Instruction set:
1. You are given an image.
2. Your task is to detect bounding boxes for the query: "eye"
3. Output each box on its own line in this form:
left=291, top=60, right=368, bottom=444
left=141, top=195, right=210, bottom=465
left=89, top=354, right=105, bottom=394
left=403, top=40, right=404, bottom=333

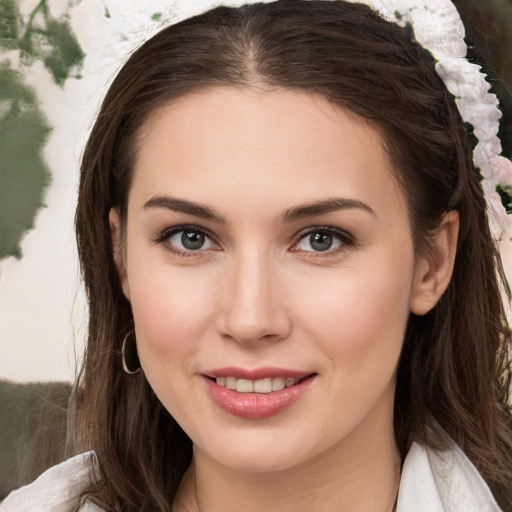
left=157, top=226, right=217, bottom=255
left=294, top=228, right=352, bottom=253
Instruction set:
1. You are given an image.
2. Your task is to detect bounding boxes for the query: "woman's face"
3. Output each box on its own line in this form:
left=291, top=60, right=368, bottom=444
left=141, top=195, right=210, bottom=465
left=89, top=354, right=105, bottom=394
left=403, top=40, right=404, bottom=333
left=112, top=87, right=436, bottom=472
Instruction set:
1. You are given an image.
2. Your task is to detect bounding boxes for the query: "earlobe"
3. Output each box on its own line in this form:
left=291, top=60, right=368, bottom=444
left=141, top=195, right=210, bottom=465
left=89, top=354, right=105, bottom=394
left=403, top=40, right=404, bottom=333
left=410, top=210, right=459, bottom=316
left=109, top=208, right=131, bottom=300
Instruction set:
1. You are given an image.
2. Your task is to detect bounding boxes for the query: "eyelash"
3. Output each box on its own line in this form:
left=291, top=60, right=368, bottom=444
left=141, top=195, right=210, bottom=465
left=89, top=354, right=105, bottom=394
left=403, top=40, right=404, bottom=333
left=154, top=225, right=217, bottom=258
left=154, top=225, right=355, bottom=258
left=293, top=226, right=355, bottom=256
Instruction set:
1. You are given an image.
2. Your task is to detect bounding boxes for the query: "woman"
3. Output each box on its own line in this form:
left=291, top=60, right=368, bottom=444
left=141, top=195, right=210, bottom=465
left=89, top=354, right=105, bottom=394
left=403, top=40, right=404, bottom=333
left=2, top=0, right=511, bottom=510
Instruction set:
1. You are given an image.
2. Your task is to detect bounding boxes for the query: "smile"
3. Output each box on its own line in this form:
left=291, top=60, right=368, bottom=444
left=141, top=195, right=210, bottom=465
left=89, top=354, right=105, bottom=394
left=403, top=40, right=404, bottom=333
left=204, top=370, right=316, bottom=419
left=215, top=376, right=302, bottom=393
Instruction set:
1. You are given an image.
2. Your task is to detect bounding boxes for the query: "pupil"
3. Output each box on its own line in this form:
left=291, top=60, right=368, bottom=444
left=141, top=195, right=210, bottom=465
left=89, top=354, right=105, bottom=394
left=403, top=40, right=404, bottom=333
left=310, top=232, right=332, bottom=251
left=182, top=231, right=205, bottom=250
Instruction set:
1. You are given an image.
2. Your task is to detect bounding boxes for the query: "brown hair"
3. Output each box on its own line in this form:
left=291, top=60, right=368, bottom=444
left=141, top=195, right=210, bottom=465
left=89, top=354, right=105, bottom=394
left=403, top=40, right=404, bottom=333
left=72, top=1, right=512, bottom=510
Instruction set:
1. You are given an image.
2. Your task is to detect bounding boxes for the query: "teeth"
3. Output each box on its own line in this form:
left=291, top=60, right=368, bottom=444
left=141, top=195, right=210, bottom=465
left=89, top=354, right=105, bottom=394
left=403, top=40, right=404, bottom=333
left=272, top=377, right=285, bottom=391
left=225, top=377, right=237, bottom=390
left=285, top=377, right=297, bottom=388
left=254, top=378, right=272, bottom=393
left=236, top=379, right=254, bottom=393
left=215, top=376, right=301, bottom=393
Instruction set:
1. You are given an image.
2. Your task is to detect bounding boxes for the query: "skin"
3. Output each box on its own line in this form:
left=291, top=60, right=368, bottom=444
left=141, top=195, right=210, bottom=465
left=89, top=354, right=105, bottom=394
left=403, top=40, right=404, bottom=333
left=110, top=87, right=459, bottom=512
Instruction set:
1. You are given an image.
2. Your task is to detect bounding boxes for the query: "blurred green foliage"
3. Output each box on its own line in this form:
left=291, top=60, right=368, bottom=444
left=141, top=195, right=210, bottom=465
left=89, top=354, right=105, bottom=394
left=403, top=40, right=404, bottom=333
left=0, top=0, right=22, bottom=50
left=18, top=0, right=85, bottom=86
left=0, top=0, right=84, bottom=259
left=0, top=62, right=52, bottom=259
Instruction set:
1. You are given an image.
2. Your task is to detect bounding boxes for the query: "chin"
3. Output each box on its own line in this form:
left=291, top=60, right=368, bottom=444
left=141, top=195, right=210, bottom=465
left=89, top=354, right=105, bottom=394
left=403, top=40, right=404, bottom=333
left=212, top=448, right=307, bottom=473
left=193, top=427, right=321, bottom=474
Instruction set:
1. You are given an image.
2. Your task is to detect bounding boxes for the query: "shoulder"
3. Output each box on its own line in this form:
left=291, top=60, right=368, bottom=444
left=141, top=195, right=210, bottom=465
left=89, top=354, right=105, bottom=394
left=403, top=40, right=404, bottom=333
left=397, top=438, right=502, bottom=512
left=0, top=452, right=103, bottom=512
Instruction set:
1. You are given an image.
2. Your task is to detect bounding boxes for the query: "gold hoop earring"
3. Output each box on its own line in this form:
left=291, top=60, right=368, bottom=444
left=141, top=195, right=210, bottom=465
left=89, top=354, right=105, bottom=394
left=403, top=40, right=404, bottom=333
left=122, top=329, right=140, bottom=375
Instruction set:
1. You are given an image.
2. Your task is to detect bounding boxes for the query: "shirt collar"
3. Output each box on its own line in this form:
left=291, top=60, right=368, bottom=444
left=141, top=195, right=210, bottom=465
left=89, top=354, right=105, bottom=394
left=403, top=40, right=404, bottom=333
left=397, top=439, right=501, bottom=512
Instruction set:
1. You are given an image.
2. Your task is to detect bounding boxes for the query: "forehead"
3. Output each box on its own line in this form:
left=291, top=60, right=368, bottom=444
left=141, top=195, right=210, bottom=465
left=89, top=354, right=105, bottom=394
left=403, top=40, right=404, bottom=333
left=130, top=87, right=407, bottom=223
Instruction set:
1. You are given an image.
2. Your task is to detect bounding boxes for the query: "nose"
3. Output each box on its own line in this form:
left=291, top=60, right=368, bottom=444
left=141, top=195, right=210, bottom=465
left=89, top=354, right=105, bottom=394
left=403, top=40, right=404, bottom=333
left=216, top=250, right=292, bottom=345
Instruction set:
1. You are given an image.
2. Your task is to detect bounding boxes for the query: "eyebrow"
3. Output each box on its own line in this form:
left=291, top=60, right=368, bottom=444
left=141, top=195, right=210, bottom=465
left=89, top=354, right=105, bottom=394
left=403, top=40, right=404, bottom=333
left=143, top=196, right=227, bottom=223
left=281, top=197, right=376, bottom=223
left=143, top=195, right=375, bottom=224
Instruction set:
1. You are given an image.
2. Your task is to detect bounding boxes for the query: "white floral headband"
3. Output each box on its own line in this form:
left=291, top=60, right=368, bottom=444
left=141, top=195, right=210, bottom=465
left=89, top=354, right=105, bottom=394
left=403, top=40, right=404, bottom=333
left=344, top=0, right=512, bottom=234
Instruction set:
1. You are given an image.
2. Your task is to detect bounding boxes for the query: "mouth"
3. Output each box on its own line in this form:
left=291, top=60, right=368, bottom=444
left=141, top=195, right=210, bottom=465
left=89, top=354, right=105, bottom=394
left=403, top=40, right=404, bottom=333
left=209, top=375, right=312, bottom=393
left=203, top=370, right=317, bottom=419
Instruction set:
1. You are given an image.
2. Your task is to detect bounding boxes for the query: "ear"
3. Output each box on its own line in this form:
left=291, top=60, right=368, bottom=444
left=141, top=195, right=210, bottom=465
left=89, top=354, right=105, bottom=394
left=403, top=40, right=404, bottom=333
left=109, top=208, right=131, bottom=301
left=410, top=210, right=459, bottom=316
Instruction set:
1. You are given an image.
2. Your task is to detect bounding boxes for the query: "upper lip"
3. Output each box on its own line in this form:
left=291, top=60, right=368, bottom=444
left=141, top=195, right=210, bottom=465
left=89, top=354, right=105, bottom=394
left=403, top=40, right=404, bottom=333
left=205, top=367, right=313, bottom=380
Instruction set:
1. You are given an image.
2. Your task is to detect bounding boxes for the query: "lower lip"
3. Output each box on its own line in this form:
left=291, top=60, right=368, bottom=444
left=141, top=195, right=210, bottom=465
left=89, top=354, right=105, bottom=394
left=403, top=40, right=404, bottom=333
left=204, top=375, right=315, bottom=419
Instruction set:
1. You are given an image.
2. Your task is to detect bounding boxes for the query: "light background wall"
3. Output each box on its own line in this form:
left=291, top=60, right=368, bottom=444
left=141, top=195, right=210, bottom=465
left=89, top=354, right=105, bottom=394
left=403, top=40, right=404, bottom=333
left=1, top=0, right=511, bottom=383
left=0, top=0, right=248, bottom=383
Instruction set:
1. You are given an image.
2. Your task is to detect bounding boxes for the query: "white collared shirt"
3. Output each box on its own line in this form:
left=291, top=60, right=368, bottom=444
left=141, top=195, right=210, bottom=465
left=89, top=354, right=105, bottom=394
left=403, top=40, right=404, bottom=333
left=397, top=440, right=501, bottom=511
left=1, top=441, right=502, bottom=511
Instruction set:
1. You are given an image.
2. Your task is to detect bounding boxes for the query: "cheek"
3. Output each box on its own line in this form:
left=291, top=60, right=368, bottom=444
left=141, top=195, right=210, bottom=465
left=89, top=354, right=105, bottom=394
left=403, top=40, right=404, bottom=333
left=128, top=265, right=220, bottom=423
left=127, top=260, right=218, bottom=373
left=292, top=254, right=413, bottom=373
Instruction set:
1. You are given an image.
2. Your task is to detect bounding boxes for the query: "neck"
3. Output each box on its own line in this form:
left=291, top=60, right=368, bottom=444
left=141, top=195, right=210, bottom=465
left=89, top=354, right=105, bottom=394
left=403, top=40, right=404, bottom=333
left=173, top=409, right=401, bottom=512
